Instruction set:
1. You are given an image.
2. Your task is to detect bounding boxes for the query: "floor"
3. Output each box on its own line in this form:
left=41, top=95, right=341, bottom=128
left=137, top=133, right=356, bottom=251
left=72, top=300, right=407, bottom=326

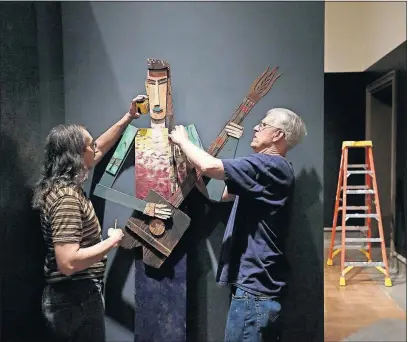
left=105, top=233, right=407, bottom=342
left=324, top=233, right=407, bottom=342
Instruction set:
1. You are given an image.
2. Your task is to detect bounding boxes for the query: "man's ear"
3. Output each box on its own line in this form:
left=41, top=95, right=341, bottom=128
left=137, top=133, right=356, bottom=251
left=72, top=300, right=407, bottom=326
left=272, top=130, right=285, bottom=142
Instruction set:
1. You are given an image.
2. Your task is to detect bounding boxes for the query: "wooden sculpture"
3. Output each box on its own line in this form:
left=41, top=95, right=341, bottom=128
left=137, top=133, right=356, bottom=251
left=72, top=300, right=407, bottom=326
left=131, top=58, right=201, bottom=249
left=93, top=59, right=282, bottom=268
left=125, top=65, right=282, bottom=268
left=93, top=58, right=208, bottom=248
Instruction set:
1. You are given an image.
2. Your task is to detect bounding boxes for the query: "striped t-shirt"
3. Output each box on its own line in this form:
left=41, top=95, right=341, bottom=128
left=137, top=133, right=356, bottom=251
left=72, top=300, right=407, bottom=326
left=41, top=185, right=106, bottom=283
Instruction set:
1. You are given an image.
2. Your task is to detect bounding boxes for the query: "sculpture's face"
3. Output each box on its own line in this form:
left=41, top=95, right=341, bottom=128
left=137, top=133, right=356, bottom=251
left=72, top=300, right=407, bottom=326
left=145, top=68, right=168, bottom=120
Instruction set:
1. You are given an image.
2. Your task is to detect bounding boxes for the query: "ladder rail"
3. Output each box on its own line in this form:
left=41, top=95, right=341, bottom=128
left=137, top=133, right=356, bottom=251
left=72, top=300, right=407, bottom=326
left=340, top=147, right=348, bottom=282
left=327, top=152, right=344, bottom=265
left=365, top=147, right=373, bottom=260
left=368, top=147, right=391, bottom=279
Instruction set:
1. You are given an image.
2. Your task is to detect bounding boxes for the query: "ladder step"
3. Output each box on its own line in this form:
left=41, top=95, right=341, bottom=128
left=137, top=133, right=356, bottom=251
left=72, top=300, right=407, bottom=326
left=347, top=170, right=372, bottom=175
left=346, top=213, right=378, bottom=219
left=347, top=189, right=375, bottom=194
left=334, top=244, right=369, bottom=250
left=334, top=226, right=369, bottom=231
left=338, top=206, right=369, bottom=211
left=347, top=164, right=368, bottom=169
left=342, top=141, right=373, bottom=148
left=344, top=261, right=385, bottom=267
left=341, top=185, right=376, bottom=194
left=342, top=185, right=370, bottom=189
left=345, top=238, right=382, bottom=243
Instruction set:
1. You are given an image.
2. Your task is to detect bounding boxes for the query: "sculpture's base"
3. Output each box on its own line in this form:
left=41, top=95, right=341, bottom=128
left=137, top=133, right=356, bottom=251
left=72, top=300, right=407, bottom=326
left=134, top=254, right=186, bottom=342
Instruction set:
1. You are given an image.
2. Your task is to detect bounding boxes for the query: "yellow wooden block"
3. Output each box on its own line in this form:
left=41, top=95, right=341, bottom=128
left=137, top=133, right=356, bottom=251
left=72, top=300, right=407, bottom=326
left=342, top=140, right=373, bottom=149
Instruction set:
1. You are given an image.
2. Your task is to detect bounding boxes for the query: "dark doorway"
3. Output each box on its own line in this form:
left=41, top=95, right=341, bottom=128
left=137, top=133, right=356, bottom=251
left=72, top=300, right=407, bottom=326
left=365, top=70, right=401, bottom=269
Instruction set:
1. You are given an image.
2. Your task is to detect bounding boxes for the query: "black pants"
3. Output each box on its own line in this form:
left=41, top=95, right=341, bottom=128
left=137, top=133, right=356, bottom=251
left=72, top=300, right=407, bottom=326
left=42, top=278, right=105, bottom=342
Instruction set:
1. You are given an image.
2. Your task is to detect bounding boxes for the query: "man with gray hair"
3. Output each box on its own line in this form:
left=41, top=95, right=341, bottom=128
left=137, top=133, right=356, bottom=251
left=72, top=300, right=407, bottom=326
left=169, top=108, right=306, bottom=342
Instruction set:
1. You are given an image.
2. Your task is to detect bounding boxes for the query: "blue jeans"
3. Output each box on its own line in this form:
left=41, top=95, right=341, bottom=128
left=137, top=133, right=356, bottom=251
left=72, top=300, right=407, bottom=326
left=225, top=287, right=282, bottom=342
left=42, top=278, right=105, bottom=342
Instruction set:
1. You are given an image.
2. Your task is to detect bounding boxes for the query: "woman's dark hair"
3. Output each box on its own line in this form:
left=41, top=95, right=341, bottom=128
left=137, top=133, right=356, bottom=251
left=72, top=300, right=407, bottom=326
left=32, top=124, right=88, bottom=211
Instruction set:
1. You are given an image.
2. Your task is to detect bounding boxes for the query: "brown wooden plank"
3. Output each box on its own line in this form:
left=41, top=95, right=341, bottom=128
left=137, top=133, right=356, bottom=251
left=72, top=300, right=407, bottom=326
left=126, top=190, right=191, bottom=268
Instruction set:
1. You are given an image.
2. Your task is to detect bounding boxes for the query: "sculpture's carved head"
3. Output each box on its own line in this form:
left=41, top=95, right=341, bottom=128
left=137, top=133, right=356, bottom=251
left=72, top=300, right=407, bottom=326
left=145, top=58, right=170, bottom=121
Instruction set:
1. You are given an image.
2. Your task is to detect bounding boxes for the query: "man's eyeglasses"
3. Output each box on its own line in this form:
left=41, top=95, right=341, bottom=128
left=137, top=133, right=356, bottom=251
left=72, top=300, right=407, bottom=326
left=258, top=122, right=274, bottom=131
left=257, top=122, right=285, bottom=137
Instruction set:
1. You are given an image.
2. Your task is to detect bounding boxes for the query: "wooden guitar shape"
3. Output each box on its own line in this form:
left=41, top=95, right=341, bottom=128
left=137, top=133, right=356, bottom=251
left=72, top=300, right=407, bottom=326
left=126, top=65, right=282, bottom=268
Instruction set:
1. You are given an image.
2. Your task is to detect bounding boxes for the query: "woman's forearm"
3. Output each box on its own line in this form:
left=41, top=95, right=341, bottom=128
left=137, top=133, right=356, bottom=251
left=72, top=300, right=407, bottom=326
left=72, top=237, right=117, bottom=271
left=94, top=113, right=134, bottom=162
left=57, top=236, right=119, bottom=275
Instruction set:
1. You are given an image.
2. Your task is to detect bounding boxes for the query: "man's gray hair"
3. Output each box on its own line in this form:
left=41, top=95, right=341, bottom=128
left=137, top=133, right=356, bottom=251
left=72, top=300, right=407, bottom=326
left=264, top=108, right=307, bottom=150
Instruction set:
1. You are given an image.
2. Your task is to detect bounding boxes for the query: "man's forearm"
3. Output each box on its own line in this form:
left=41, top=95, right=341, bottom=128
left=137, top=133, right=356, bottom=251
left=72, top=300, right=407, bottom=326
left=95, top=113, right=134, bottom=158
left=178, top=139, right=225, bottom=180
left=179, top=139, right=216, bottom=170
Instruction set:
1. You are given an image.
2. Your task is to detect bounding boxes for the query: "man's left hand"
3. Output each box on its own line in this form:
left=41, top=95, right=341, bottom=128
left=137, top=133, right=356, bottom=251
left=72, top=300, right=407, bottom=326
left=169, top=125, right=189, bottom=145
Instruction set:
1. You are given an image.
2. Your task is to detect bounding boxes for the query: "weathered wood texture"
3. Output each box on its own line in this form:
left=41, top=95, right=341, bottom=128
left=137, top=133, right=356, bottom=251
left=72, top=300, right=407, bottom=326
left=128, top=125, right=201, bottom=267
left=107, top=125, right=138, bottom=176
left=128, top=190, right=191, bottom=268
left=174, top=124, right=204, bottom=187
left=127, top=66, right=282, bottom=268
left=135, top=127, right=172, bottom=200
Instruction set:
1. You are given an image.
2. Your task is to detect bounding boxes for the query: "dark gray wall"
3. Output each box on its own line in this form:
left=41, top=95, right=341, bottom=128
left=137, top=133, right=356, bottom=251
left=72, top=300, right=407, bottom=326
left=36, top=3, right=65, bottom=139
left=323, top=73, right=368, bottom=227
left=324, top=42, right=407, bottom=257
left=369, top=94, right=394, bottom=244
left=0, top=3, right=64, bottom=341
left=366, top=41, right=407, bottom=257
left=60, top=2, right=324, bottom=341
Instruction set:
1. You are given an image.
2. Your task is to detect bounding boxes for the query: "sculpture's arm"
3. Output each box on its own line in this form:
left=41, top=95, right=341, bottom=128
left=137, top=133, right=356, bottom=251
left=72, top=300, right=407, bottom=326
left=92, top=124, right=170, bottom=220
left=94, top=96, right=144, bottom=166
left=93, top=184, right=148, bottom=214
left=183, top=124, right=243, bottom=203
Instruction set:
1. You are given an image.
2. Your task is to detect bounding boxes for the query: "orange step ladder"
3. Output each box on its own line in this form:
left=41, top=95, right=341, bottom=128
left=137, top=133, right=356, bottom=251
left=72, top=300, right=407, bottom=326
left=326, top=141, right=392, bottom=287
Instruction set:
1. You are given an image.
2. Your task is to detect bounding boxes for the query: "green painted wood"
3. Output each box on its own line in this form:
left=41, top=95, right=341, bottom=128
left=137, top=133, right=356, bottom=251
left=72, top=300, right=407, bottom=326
left=93, top=122, right=237, bottom=219
left=93, top=184, right=147, bottom=212
left=206, top=137, right=239, bottom=202
left=99, top=124, right=138, bottom=187
left=185, top=124, right=204, bottom=149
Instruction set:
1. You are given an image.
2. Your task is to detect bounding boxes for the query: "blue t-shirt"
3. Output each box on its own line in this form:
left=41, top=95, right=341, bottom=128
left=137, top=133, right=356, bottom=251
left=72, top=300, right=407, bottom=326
left=216, top=153, right=295, bottom=297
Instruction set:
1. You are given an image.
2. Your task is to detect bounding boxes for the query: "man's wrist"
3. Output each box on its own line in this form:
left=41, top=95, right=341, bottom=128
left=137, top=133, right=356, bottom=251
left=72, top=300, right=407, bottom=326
left=178, top=139, right=191, bottom=151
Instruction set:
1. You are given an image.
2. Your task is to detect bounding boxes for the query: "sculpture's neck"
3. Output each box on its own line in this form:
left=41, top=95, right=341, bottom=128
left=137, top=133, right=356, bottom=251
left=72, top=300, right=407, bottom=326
left=150, top=118, right=166, bottom=129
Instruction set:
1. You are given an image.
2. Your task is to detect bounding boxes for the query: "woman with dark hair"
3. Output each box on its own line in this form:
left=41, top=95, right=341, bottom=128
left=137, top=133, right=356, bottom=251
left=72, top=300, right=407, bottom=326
left=32, top=97, right=143, bottom=342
